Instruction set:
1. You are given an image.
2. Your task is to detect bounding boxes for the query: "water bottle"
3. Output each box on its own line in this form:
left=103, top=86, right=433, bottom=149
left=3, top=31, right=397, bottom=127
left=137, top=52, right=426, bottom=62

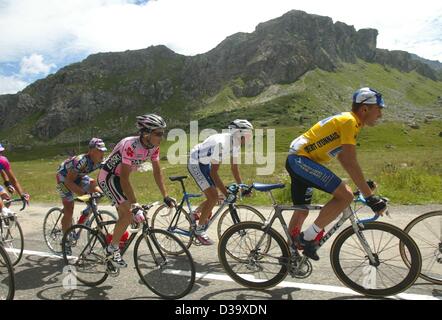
left=78, top=206, right=91, bottom=225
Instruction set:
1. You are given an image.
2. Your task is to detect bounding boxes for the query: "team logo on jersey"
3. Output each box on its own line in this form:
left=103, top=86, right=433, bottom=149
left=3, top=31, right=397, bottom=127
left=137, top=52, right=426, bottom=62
left=126, top=147, right=134, bottom=157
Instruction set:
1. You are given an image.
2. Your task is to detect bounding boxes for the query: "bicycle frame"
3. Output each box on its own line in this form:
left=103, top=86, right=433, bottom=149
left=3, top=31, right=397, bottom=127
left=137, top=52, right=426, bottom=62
left=256, top=190, right=383, bottom=265
left=166, top=184, right=245, bottom=237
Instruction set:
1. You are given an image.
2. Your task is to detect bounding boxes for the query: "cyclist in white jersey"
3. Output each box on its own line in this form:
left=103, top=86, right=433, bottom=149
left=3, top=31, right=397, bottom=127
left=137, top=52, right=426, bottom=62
left=98, top=114, right=176, bottom=268
left=187, top=119, right=253, bottom=245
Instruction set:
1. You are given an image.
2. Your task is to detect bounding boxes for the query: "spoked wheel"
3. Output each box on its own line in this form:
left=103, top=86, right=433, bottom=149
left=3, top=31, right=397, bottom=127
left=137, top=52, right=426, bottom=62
left=62, top=224, right=109, bottom=286
left=217, top=205, right=268, bottom=261
left=400, top=211, right=442, bottom=284
left=0, top=216, right=24, bottom=266
left=218, top=222, right=290, bottom=289
left=217, top=204, right=266, bottom=239
left=151, top=204, right=193, bottom=255
left=0, top=245, right=15, bottom=300
left=331, top=222, right=421, bottom=297
left=134, top=228, right=195, bottom=299
left=43, top=207, right=70, bottom=254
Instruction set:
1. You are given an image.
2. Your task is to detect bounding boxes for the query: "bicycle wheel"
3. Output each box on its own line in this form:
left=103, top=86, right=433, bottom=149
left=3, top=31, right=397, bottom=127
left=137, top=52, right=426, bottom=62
left=0, top=216, right=24, bottom=266
left=89, top=210, right=117, bottom=230
left=0, top=245, right=15, bottom=300
left=401, top=211, right=442, bottom=284
left=151, top=204, right=192, bottom=254
left=218, top=221, right=290, bottom=289
left=217, top=204, right=266, bottom=239
left=331, top=222, right=421, bottom=297
left=62, top=224, right=109, bottom=286
left=134, top=228, right=195, bottom=299
left=43, top=207, right=70, bottom=254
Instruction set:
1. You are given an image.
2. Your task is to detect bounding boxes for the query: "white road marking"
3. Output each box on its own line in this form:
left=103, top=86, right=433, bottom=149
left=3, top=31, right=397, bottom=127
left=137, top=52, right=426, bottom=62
left=9, top=248, right=440, bottom=300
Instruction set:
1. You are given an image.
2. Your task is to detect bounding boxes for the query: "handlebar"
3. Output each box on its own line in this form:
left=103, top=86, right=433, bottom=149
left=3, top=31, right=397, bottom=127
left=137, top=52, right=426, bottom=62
left=353, top=193, right=390, bottom=223
left=3, top=198, right=26, bottom=211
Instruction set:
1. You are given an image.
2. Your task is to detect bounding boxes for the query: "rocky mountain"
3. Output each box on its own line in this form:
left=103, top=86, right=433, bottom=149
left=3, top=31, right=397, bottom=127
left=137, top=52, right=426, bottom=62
left=1, top=9, right=441, bottom=144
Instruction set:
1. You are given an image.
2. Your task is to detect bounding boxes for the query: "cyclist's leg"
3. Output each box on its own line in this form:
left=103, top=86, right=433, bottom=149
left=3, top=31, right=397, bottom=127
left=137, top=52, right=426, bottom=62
left=313, top=183, right=353, bottom=229
left=188, top=161, right=217, bottom=245
left=286, top=156, right=311, bottom=236
left=199, top=187, right=218, bottom=225
left=187, top=161, right=217, bottom=225
left=61, top=198, right=74, bottom=234
left=97, top=170, right=128, bottom=267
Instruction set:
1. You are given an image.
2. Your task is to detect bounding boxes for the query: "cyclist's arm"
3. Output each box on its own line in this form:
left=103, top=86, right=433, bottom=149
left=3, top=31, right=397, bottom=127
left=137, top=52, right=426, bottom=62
left=64, top=170, right=86, bottom=196
left=119, top=163, right=137, bottom=204
left=152, top=160, right=168, bottom=198
left=337, top=144, right=373, bottom=197
left=4, top=168, right=25, bottom=195
left=210, top=162, right=228, bottom=196
left=1, top=169, right=8, bottom=184
left=230, top=159, right=242, bottom=184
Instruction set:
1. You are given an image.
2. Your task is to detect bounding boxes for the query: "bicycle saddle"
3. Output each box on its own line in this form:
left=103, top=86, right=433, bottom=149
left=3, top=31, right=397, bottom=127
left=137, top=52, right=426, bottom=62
left=169, top=176, right=188, bottom=182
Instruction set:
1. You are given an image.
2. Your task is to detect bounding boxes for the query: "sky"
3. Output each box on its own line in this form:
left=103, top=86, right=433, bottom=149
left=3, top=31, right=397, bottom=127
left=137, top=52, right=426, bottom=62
left=0, top=0, right=441, bottom=94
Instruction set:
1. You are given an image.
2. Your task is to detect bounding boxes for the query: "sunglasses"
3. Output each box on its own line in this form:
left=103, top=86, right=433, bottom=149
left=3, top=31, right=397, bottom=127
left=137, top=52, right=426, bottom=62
left=152, top=131, right=165, bottom=137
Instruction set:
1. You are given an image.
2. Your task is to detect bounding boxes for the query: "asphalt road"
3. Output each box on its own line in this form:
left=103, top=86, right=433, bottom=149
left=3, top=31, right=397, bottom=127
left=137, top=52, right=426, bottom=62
left=6, top=202, right=442, bottom=301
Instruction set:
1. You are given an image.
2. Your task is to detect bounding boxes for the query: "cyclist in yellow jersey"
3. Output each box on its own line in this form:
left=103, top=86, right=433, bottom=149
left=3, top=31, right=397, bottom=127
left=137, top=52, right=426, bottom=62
left=286, top=87, right=387, bottom=260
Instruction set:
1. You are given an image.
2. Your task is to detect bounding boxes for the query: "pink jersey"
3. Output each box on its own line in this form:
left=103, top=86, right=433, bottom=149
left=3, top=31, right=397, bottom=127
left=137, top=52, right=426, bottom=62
left=0, top=156, right=11, bottom=171
left=101, top=136, right=160, bottom=176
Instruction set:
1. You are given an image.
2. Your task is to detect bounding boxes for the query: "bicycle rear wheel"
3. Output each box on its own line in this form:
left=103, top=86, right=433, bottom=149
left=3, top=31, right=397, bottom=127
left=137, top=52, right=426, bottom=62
left=62, top=224, right=109, bottom=286
left=218, top=222, right=290, bottom=289
left=151, top=204, right=192, bottom=255
left=0, top=245, right=15, bottom=300
left=400, top=210, right=442, bottom=284
left=331, top=222, right=421, bottom=297
left=1, top=216, right=24, bottom=266
left=134, top=229, right=195, bottom=299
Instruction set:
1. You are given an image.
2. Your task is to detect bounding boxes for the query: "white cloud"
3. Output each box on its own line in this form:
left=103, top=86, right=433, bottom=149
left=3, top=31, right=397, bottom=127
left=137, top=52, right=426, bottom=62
left=0, top=75, right=28, bottom=94
left=20, top=54, right=56, bottom=76
left=0, top=0, right=441, bottom=84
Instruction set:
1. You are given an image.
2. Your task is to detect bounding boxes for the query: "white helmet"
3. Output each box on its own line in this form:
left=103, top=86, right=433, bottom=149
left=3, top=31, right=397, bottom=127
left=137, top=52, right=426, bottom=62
left=136, top=114, right=167, bottom=131
left=228, top=119, right=253, bottom=130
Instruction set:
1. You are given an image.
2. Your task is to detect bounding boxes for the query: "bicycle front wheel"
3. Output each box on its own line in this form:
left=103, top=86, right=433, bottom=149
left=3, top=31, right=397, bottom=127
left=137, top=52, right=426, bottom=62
left=218, top=222, right=290, bottom=289
left=217, top=204, right=266, bottom=239
left=151, top=204, right=192, bottom=255
left=43, top=207, right=68, bottom=254
left=134, top=229, right=195, bottom=299
left=1, top=216, right=24, bottom=266
left=62, top=224, right=109, bottom=286
left=401, top=210, right=442, bottom=284
left=0, top=245, right=15, bottom=300
left=331, top=222, right=421, bottom=297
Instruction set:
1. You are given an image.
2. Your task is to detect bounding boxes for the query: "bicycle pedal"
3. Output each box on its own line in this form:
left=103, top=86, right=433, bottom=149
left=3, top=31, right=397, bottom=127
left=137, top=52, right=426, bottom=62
left=106, top=266, right=120, bottom=277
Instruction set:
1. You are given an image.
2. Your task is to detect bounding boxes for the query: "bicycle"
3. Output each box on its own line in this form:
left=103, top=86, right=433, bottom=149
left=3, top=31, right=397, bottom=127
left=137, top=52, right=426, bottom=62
left=61, top=193, right=196, bottom=299
left=43, top=197, right=117, bottom=254
left=400, top=210, right=442, bottom=285
left=0, top=244, right=15, bottom=300
left=1, top=198, right=26, bottom=266
left=218, top=183, right=422, bottom=297
left=151, top=175, right=265, bottom=255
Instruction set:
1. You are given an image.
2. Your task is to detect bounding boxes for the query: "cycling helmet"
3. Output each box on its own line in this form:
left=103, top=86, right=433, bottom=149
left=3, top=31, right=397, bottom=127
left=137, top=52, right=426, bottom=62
left=353, top=88, right=385, bottom=108
left=228, top=119, right=254, bottom=130
left=136, top=114, right=167, bottom=131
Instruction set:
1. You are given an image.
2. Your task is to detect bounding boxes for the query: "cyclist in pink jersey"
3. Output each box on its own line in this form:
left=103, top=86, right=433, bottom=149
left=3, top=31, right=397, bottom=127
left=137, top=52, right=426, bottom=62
left=0, top=143, right=30, bottom=217
left=98, top=114, right=176, bottom=268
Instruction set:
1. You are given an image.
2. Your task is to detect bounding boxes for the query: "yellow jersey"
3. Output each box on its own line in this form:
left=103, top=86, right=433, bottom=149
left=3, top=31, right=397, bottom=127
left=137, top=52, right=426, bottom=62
left=289, top=112, right=362, bottom=164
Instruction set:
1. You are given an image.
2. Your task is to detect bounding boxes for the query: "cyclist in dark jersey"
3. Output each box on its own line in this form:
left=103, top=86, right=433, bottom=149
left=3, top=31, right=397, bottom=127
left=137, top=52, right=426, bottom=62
left=55, top=138, right=107, bottom=239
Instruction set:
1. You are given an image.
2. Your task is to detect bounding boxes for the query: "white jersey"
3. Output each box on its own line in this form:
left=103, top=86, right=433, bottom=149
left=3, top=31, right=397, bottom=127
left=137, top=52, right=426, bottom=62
left=190, top=133, right=241, bottom=165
